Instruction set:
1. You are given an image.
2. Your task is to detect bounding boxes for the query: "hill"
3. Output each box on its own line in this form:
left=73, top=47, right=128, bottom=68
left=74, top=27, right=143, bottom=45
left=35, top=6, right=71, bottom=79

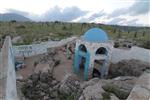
left=0, top=13, right=31, bottom=22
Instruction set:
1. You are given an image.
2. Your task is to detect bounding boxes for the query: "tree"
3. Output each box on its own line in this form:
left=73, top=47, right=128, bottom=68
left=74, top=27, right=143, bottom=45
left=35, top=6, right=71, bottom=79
left=113, top=28, right=116, bottom=33
left=143, top=31, right=145, bottom=37
left=134, top=32, right=137, bottom=38
left=117, top=30, right=121, bottom=38
left=62, top=26, right=67, bottom=30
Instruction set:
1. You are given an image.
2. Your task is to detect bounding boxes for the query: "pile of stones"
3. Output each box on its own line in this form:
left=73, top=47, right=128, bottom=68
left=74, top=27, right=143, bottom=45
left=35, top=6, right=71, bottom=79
left=21, top=72, right=82, bottom=100
left=21, top=71, right=60, bottom=100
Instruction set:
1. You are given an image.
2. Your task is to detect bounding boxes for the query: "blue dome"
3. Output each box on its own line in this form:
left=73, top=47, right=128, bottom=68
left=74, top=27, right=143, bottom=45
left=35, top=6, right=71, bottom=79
left=83, top=28, right=108, bottom=42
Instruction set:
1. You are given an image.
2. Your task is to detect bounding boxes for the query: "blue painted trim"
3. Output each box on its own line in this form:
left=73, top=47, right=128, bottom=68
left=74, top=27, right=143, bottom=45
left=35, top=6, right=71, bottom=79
left=73, top=48, right=91, bottom=80
left=73, top=49, right=79, bottom=74
left=84, top=51, right=90, bottom=80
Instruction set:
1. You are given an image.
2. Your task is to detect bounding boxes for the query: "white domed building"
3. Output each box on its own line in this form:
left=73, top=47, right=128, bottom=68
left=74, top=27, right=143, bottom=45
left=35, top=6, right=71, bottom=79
left=73, top=28, right=113, bottom=80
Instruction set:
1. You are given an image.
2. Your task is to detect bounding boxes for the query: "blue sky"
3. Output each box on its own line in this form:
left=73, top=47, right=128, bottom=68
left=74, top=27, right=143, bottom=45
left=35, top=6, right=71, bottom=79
left=0, top=0, right=149, bottom=26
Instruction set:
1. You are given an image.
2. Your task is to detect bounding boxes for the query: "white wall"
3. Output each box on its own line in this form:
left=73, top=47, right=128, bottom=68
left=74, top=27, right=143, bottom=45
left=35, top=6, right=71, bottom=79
left=13, top=37, right=77, bottom=57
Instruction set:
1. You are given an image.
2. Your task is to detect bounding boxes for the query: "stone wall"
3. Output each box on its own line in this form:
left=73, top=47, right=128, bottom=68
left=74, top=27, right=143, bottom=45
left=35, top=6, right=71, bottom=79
left=0, top=36, right=18, bottom=100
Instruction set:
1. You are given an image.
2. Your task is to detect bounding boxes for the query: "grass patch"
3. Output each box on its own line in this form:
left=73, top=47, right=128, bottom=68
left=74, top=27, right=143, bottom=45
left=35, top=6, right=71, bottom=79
left=0, top=21, right=149, bottom=46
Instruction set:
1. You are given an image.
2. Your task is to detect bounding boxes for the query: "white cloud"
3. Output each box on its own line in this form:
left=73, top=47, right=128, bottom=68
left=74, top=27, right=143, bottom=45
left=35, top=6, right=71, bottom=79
left=0, top=0, right=149, bottom=26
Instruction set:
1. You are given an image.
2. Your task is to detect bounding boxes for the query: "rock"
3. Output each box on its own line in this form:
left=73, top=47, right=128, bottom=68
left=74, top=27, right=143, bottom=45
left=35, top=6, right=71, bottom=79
left=51, top=91, right=58, bottom=97
left=39, top=72, right=49, bottom=83
left=110, top=94, right=119, bottom=100
left=109, top=59, right=150, bottom=78
left=59, top=74, right=82, bottom=99
left=40, top=83, right=49, bottom=90
left=127, top=73, right=150, bottom=100
left=34, top=63, right=50, bottom=73
left=43, top=95, right=49, bottom=100
left=81, top=78, right=99, bottom=89
left=40, top=92, right=45, bottom=97
left=53, top=84, right=59, bottom=91
left=51, top=80, right=58, bottom=86
left=111, top=76, right=137, bottom=93
left=21, top=71, right=60, bottom=100
left=29, top=73, right=39, bottom=83
left=54, top=60, right=60, bottom=66
left=79, top=82, right=104, bottom=100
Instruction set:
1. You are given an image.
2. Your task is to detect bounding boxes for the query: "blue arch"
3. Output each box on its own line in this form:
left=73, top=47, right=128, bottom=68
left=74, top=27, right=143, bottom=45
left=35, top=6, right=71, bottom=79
left=83, top=28, right=108, bottom=42
left=73, top=48, right=90, bottom=80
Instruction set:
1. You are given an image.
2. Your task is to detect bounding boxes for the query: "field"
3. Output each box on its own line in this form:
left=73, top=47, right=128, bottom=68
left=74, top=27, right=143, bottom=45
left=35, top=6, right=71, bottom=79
left=0, top=21, right=150, bottom=46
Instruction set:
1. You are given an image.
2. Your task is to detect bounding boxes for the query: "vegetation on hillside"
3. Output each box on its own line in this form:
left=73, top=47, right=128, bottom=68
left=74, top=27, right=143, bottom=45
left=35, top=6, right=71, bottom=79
left=0, top=21, right=149, bottom=48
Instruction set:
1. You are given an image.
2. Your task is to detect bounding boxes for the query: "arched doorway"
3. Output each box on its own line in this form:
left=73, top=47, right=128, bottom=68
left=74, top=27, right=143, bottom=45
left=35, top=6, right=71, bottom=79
left=93, top=60, right=104, bottom=78
left=77, top=44, right=88, bottom=80
left=79, top=44, right=87, bottom=53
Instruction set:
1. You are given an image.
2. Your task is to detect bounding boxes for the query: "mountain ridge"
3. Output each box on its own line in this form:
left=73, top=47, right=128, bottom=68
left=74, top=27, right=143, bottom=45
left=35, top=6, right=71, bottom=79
left=0, top=13, right=31, bottom=22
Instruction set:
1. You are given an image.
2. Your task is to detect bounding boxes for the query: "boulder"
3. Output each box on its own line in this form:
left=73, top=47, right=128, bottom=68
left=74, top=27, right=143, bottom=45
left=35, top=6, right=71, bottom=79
left=79, top=82, right=104, bottom=100
left=109, top=59, right=150, bottom=78
left=110, top=94, right=119, bottom=100
left=59, top=74, right=82, bottom=99
left=34, top=63, right=50, bottom=73
left=81, top=78, right=99, bottom=89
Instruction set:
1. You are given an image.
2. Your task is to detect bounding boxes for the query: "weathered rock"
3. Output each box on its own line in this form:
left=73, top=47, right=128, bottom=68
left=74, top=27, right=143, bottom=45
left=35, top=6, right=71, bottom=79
left=39, top=72, right=50, bottom=83
left=81, top=78, right=99, bottom=89
left=43, top=95, right=49, bottom=100
left=59, top=74, right=82, bottom=99
left=34, top=63, right=50, bottom=73
left=110, top=94, right=119, bottom=100
left=110, top=76, right=137, bottom=93
left=21, top=71, right=60, bottom=100
left=51, top=91, right=58, bottom=97
left=109, top=59, right=150, bottom=78
left=127, top=73, right=150, bottom=100
left=79, top=82, right=104, bottom=100
left=29, top=73, right=39, bottom=83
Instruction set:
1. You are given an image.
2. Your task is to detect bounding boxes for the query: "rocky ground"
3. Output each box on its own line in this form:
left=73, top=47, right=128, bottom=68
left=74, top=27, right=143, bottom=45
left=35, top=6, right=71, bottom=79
left=16, top=42, right=150, bottom=100
left=18, top=72, right=138, bottom=100
left=17, top=59, right=150, bottom=100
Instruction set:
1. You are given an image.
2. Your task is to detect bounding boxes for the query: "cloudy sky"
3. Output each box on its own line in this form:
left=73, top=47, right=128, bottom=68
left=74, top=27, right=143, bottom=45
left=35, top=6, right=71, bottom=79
left=0, top=0, right=149, bottom=26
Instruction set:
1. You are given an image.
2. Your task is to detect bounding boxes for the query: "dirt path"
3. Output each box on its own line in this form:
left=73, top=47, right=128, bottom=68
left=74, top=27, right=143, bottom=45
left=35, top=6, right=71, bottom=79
left=16, top=54, right=45, bottom=79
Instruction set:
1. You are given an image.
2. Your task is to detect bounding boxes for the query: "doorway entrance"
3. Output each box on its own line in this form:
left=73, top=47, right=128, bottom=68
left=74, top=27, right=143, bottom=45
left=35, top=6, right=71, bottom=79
left=93, top=60, right=105, bottom=78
